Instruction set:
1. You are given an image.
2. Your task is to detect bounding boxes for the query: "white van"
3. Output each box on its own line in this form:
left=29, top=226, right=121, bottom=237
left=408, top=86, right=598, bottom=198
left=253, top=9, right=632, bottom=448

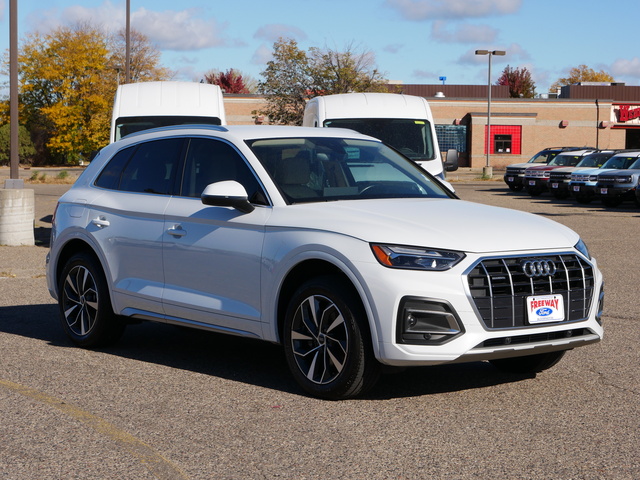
left=110, top=81, right=227, bottom=143
left=303, top=93, right=458, bottom=181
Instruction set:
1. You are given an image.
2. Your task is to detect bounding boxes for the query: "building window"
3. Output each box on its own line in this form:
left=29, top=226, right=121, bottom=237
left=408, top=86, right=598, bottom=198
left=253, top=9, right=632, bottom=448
left=494, top=134, right=512, bottom=153
left=484, top=125, right=522, bottom=155
left=435, top=125, right=467, bottom=153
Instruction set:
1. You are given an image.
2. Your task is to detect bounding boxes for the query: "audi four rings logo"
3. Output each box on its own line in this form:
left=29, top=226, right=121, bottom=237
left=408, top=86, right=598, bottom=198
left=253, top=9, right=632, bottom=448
left=521, top=259, right=556, bottom=278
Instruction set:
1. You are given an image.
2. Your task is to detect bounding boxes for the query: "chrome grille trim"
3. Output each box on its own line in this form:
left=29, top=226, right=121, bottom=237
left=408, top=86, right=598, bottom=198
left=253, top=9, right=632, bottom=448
left=466, top=254, right=595, bottom=330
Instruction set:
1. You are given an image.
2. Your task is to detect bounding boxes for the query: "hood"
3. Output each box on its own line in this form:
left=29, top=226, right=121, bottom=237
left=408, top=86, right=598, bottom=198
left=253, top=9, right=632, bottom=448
left=267, top=198, right=579, bottom=254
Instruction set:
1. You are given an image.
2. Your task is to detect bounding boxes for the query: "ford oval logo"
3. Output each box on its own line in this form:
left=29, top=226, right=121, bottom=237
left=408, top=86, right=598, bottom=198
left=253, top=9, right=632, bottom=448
left=536, top=307, right=553, bottom=316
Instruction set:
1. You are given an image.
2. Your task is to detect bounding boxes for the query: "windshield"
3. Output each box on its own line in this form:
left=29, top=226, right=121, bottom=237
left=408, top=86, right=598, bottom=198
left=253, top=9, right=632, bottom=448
left=529, top=151, right=558, bottom=164
left=548, top=154, right=583, bottom=167
left=114, top=115, right=222, bottom=141
left=576, top=152, right=613, bottom=168
left=602, top=156, right=639, bottom=169
left=323, top=118, right=435, bottom=162
left=246, top=137, right=452, bottom=204
left=629, top=158, right=640, bottom=169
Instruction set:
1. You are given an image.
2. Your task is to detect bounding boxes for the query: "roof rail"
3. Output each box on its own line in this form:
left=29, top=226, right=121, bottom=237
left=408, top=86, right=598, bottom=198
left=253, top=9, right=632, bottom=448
left=122, top=124, right=229, bottom=139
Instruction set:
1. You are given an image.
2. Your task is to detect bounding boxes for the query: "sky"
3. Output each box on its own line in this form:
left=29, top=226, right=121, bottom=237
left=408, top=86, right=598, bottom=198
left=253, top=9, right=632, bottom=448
left=1, top=0, right=640, bottom=94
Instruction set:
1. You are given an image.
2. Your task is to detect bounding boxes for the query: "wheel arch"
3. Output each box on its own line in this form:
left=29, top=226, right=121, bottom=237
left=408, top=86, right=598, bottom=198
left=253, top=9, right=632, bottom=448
left=274, top=258, right=379, bottom=354
left=53, top=238, right=106, bottom=297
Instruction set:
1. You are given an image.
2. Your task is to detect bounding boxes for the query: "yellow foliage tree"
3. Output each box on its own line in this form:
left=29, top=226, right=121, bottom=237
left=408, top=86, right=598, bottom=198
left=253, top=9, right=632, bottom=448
left=549, top=64, right=615, bottom=92
left=18, top=24, right=113, bottom=163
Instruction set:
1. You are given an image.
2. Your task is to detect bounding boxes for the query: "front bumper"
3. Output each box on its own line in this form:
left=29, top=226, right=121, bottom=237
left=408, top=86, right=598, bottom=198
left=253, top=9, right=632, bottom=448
left=361, top=250, right=604, bottom=367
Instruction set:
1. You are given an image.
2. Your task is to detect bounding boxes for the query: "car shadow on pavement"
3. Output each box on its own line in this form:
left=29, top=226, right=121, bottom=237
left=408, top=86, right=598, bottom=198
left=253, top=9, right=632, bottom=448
left=0, top=304, right=535, bottom=399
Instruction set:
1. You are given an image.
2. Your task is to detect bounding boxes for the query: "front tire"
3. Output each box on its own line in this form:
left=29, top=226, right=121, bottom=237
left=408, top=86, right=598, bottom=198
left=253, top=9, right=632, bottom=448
left=283, top=276, right=380, bottom=399
left=489, top=350, right=566, bottom=374
left=58, top=252, right=125, bottom=348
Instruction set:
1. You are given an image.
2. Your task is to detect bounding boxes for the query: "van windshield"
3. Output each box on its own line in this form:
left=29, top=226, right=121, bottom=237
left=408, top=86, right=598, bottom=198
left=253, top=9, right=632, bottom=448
left=323, top=118, right=436, bottom=162
left=114, top=115, right=222, bottom=141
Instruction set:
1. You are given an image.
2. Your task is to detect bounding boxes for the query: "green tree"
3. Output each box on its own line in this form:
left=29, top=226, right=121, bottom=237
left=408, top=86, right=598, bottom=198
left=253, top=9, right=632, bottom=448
left=258, top=38, right=313, bottom=125
left=496, top=65, right=536, bottom=98
left=550, top=64, right=615, bottom=92
left=0, top=123, right=36, bottom=166
left=258, top=38, right=387, bottom=125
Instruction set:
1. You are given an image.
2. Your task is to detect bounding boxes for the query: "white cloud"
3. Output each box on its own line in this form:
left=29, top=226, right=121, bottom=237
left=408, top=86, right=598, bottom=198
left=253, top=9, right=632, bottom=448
left=386, top=0, right=522, bottom=21
left=24, top=1, right=235, bottom=52
left=412, top=69, right=440, bottom=80
left=431, top=20, right=497, bottom=43
left=611, top=57, right=640, bottom=78
left=254, top=24, right=307, bottom=42
left=133, top=8, right=229, bottom=51
left=251, top=44, right=273, bottom=66
left=383, top=43, right=404, bottom=54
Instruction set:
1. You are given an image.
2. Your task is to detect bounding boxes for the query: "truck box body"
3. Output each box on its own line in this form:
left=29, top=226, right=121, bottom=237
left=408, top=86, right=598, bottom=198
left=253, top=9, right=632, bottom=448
left=111, top=81, right=226, bottom=143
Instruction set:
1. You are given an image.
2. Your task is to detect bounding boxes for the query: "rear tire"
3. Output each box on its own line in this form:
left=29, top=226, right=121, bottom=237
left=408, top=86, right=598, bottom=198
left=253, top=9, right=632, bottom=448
left=58, top=252, right=125, bottom=348
left=283, top=276, right=380, bottom=399
left=489, top=350, right=566, bottom=374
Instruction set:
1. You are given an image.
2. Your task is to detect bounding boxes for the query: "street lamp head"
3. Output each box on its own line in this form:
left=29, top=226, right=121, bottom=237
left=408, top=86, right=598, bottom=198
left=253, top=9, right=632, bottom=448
left=475, top=49, right=506, bottom=56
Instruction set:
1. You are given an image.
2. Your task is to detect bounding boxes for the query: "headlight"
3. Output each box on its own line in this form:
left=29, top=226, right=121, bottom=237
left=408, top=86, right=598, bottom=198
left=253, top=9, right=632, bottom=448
left=574, top=238, right=591, bottom=260
left=371, top=244, right=465, bottom=271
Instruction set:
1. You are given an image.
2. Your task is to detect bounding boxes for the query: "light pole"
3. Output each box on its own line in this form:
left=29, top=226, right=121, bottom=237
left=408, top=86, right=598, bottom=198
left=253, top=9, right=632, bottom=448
left=475, top=49, right=506, bottom=178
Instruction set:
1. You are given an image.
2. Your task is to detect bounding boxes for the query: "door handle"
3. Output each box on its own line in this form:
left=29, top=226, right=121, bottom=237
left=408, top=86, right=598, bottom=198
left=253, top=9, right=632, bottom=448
left=167, top=224, right=187, bottom=237
left=91, top=216, right=110, bottom=228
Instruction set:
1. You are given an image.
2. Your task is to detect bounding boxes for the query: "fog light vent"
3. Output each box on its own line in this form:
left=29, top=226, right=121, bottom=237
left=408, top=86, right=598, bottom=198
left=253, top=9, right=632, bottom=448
left=396, top=297, right=464, bottom=345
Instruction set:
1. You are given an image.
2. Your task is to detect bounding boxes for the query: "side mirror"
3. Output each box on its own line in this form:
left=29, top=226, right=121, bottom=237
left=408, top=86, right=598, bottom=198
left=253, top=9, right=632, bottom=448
left=444, top=149, right=459, bottom=172
left=201, top=181, right=255, bottom=214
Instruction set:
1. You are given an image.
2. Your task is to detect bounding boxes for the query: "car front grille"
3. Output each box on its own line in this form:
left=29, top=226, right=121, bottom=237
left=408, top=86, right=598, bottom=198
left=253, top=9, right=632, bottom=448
left=571, top=174, right=590, bottom=182
left=506, top=168, right=525, bottom=175
left=467, top=254, right=595, bottom=329
left=549, top=172, right=571, bottom=181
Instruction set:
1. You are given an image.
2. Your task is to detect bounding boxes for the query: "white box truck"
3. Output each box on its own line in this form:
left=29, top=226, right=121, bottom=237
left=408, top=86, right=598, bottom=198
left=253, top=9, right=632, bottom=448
left=303, top=92, right=458, bottom=183
left=110, top=81, right=227, bottom=143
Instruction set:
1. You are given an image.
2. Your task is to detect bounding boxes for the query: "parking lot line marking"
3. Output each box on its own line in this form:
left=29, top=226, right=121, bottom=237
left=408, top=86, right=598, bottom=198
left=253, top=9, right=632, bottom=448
left=0, top=378, right=190, bottom=480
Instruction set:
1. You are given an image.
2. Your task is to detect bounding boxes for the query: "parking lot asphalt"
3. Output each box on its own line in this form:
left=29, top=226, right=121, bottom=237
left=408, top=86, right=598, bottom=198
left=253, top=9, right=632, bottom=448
left=0, top=179, right=638, bottom=479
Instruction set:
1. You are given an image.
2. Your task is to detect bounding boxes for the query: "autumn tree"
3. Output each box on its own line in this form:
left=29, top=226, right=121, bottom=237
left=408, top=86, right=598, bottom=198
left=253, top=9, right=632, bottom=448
left=107, top=29, right=173, bottom=84
left=550, top=64, right=615, bottom=92
left=496, top=65, right=536, bottom=98
left=309, top=43, right=387, bottom=94
left=204, top=69, right=251, bottom=94
left=258, top=38, right=387, bottom=125
left=17, top=23, right=113, bottom=164
left=4, top=23, right=172, bottom=164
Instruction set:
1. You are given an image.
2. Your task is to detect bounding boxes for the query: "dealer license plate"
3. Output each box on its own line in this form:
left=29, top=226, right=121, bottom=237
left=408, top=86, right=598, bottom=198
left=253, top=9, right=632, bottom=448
left=551, top=183, right=559, bottom=189
left=600, top=187, right=608, bottom=194
left=529, top=180, right=536, bottom=186
left=527, top=294, right=565, bottom=324
left=507, top=176, right=514, bottom=182
left=573, top=185, right=580, bottom=192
